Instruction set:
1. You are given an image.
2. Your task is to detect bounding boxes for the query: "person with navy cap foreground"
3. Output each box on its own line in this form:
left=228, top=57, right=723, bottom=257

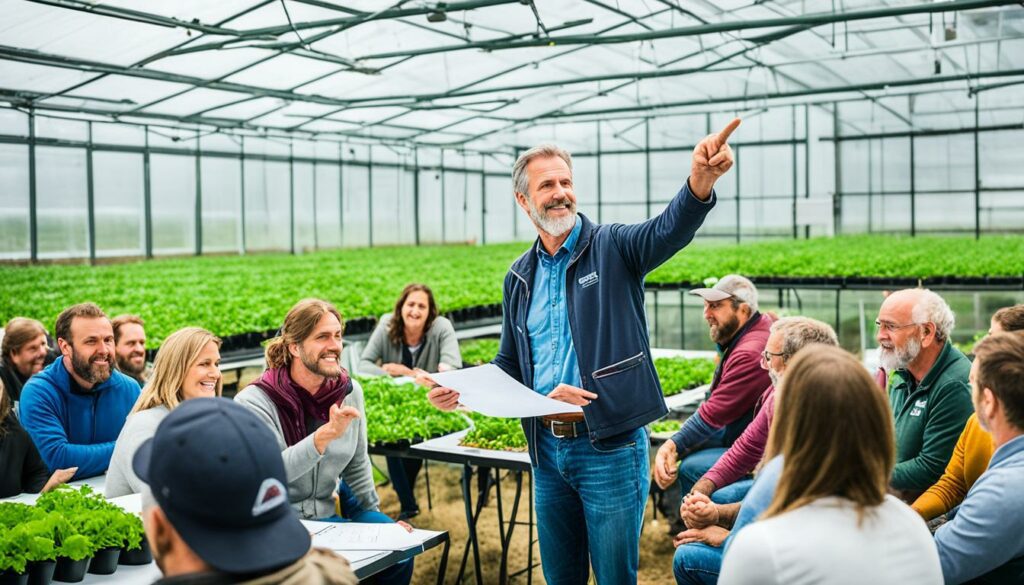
left=132, top=397, right=358, bottom=585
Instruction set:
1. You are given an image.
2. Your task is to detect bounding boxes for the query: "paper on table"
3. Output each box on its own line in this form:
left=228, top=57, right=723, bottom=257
left=430, top=364, right=583, bottom=418
left=303, top=521, right=423, bottom=551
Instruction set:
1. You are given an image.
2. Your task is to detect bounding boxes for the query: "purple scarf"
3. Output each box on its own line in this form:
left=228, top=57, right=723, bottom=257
left=252, top=366, right=352, bottom=447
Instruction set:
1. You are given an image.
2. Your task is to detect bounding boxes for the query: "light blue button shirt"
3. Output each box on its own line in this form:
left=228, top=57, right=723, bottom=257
left=527, top=217, right=583, bottom=396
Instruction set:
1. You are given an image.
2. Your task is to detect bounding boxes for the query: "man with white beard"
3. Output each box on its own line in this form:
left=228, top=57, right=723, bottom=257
left=424, top=119, right=740, bottom=584
left=876, top=289, right=973, bottom=501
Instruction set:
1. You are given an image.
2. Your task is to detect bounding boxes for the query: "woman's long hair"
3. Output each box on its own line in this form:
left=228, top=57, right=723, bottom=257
left=387, top=284, right=439, bottom=347
left=763, top=344, right=895, bottom=520
left=132, top=327, right=222, bottom=414
left=0, top=380, right=10, bottom=435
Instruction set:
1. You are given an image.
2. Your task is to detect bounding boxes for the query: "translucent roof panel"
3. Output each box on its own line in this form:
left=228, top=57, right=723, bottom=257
left=0, top=0, right=1020, bottom=150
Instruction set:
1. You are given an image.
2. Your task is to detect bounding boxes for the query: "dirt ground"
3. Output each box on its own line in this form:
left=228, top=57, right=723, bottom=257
left=370, top=456, right=679, bottom=585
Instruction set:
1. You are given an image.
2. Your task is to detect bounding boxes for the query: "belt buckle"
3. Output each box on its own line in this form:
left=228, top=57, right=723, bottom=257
left=550, top=420, right=576, bottom=439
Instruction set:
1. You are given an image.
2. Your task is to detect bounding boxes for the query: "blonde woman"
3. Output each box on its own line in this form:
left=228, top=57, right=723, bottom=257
left=719, top=345, right=942, bottom=585
left=105, top=327, right=221, bottom=498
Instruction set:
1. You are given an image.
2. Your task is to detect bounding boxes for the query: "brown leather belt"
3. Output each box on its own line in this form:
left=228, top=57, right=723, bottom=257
left=541, top=414, right=587, bottom=438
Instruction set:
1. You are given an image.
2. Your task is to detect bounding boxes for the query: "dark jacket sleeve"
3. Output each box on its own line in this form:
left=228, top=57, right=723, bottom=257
left=491, top=272, right=525, bottom=384
left=892, top=379, right=974, bottom=490
left=22, top=428, right=50, bottom=493
left=608, top=181, right=715, bottom=277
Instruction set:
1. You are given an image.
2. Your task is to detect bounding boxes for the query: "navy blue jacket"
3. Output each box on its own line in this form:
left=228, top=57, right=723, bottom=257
left=19, top=358, right=140, bottom=479
left=493, top=182, right=715, bottom=458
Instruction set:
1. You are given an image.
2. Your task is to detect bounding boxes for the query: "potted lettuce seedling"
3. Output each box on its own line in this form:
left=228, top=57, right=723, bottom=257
left=0, top=531, right=29, bottom=585
left=117, top=512, right=151, bottom=566
left=80, top=510, right=123, bottom=575
left=52, top=534, right=93, bottom=583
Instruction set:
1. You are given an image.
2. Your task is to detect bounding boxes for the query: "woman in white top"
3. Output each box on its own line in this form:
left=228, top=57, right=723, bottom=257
left=719, top=344, right=942, bottom=585
left=105, top=327, right=222, bottom=497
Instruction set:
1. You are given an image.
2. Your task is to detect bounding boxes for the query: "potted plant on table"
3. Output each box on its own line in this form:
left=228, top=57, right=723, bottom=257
left=0, top=531, right=29, bottom=585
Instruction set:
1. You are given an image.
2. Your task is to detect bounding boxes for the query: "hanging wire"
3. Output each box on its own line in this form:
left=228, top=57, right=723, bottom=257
left=279, top=0, right=312, bottom=51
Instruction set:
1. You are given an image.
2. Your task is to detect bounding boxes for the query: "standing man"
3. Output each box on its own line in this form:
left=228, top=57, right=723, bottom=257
left=424, top=119, right=739, bottom=583
left=111, top=315, right=150, bottom=386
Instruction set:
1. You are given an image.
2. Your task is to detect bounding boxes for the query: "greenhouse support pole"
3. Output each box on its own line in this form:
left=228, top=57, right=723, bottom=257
left=734, top=144, right=741, bottom=244
left=313, top=160, right=319, bottom=251
left=195, top=130, right=203, bottom=256
left=289, top=143, right=296, bottom=254
left=974, top=98, right=981, bottom=240
left=414, top=147, right=421, bottom=246
left=791, top=105, right=798, bottom=239
left=239, top=137, right=247, bottom=255
left=441, top=149, right=447, bottom=243
left=28, top=110, right=37, bottom=262
left=804, top=105, right=811, bottom=239
left=144, top=127, right=153, bottom=259
left=867, top=139, right=874, bottom=234
left=645, top=118, right=652, bottom=219
left=339, top=143, right=345, bottom=247
left=679, top=288, right=686, bottom=349
left=596, top=121, right=602, bottom=223
left=832, top=105, right=843, bottom=235
left=86, top=122, right=96, bottom=264
left=909, top=134, right=916, bottom=237
left=480, top=155, right=487, bottom=245
left=368, top=146, right=374, bottom=247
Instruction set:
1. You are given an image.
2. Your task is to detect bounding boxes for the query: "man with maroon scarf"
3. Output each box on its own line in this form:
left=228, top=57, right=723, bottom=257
left=235, top=298, right=413, bottom=585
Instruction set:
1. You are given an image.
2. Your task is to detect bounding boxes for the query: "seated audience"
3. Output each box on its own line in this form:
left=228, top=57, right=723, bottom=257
left=655, top=275, right=772, bottom=502
left=132, top=397, right=357, bottom=585
left=672, top=317, right=837, bottom=584
left=912, top=304, right=1024, bottom=521
left=106, top=327, right=222, bottom=498
left=0, top=379, right=76, bottom=498
left=236, top=298, right=412, bottom=585
left=689, top=316, right=838, bottom=504
left=934, top=331, right=1024, bottom=584
left=0, top=317, right=59, bottom=404
left=719, top=345, right=942, bottom=585
left=359, top=283, right=462, bottom=519
left=19, top=303, right=141, bottom=479
left=877, top=289, right=973, bottom=499
left=111, top=314, right=150, bottom=386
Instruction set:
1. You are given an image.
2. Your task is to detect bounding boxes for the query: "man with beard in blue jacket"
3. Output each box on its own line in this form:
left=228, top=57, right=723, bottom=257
left=424, top=118, right=740, bottom=584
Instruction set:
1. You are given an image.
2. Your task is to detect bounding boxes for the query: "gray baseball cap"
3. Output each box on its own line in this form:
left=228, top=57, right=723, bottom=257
left=689, top=274, right=759, bottom=310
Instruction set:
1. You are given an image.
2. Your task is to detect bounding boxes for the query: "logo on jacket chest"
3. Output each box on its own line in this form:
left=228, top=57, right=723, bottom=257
left=578, top=271, right=599, bottom=288
left=910, top=398, right=927, bottom=417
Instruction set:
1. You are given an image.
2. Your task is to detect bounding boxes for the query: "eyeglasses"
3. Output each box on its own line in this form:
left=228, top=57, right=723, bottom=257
left=874, top=320, right=921, bottom=333
left=762, top=349, right=787, bottom=363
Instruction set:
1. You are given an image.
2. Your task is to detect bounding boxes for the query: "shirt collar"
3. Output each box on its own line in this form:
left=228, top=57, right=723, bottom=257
left=535, top=216, right=582, bottom=260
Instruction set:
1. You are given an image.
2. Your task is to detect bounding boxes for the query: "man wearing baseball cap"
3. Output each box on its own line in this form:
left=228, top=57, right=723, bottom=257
left=654, top=275, right=773, bottom=511
left=132, top=397, right=357, bottom=585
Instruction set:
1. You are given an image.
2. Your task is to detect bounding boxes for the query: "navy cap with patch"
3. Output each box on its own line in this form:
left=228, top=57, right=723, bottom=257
left=133, top=397, right=310, bottom=574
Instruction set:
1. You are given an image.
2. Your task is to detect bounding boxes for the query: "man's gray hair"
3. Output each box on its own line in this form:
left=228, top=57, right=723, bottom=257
left=911, top=289, right=955, bottom=343
left=512, top=144, right=573, bottom=196
left=770, top=316, right=839, bottom=361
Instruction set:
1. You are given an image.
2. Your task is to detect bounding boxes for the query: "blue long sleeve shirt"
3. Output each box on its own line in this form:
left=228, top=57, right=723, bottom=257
left=527, top=217, right=583, bottom=396
left=18, top=358, right=140, bottom=479
left=934, top=433, right=1024, bottom=584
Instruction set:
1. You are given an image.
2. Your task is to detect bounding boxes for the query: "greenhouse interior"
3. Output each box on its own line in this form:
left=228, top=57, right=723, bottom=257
left=1, top=0, right=1023, bottom=584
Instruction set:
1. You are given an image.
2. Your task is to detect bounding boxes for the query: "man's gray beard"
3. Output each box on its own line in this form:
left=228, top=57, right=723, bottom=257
left=768, top=368, right=781, bottom=388
left=879, top=336, right=921, bottom=371
left=528, top=199, right=577, bottom=238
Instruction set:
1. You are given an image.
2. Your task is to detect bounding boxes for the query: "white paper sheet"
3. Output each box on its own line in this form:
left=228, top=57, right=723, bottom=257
left=302, top=520, right=423, bottom=551
left=108, top=493, right=143, bottom=515
left=429, top=364, right=583, bottom=418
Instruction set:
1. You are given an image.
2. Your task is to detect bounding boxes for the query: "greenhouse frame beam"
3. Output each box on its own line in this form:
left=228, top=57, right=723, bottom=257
left=25, top=0, right=251, bottom=36
left=532, top=68, right=1024, bottom=120
left=820, top=123, right=1024, bottom=141
left=355, top=0, right=1019, bottom=59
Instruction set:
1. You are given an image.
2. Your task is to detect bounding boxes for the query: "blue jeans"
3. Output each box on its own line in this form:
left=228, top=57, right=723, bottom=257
left=710, top=479, right=753, bottom=505
left=673, top=542, right=722, bottom=585
left=323, top=481, right=413, bottom=585
left=677, top=447, right=727, bottom=497
left=533, top=426, right=649, bottom=585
